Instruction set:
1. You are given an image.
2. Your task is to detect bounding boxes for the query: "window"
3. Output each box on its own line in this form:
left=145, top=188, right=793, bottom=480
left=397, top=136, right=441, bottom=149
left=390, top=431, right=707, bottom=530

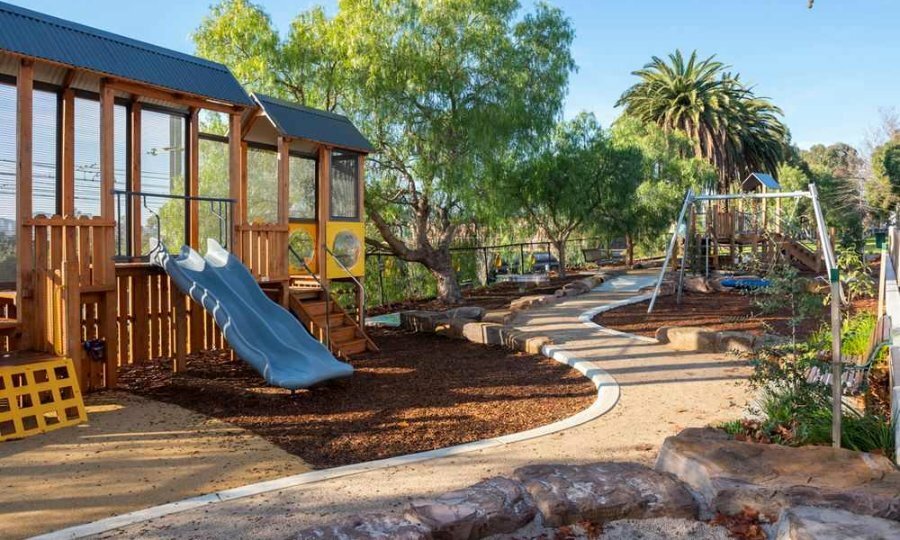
left=74, top=97, right=127, bottom=217
left=246, top=146, right=277, bottom=223
left=32, top=89, right=57, bottom=216
left=289, top=155, right=316, bottom=221
left=198, top=135, right=229, bottom=250
left=0, top=82, right=15, bottom=285
left=140, top=108, right=187, bottom=254
left=330, top=151, right=359, bottom=219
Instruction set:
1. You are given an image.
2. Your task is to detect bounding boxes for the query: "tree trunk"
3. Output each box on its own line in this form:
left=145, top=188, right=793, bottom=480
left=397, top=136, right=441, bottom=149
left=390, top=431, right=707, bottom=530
left=432, top=264, right=462, bottom=303
left=553, top=239, right=567, bottom=278
left=625, top=233, right=635, bottom=267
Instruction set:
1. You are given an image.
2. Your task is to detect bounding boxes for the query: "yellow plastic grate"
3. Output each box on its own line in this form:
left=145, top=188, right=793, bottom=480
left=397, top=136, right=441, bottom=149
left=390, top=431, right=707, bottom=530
left=0, top=357, right=86, bottom=441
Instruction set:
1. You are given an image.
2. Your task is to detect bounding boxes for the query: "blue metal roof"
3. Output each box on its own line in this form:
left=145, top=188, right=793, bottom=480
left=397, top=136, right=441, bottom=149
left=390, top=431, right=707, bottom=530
left=0, top=2, right=252, bottom=106
left=253, top=94, right=374, bottom=153
left=742, top=172, right=781, bottom=191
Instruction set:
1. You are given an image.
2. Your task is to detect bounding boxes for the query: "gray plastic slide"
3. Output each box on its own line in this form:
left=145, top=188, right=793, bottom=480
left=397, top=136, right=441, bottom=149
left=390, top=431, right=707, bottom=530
left=151, top=239, right=353, bottom=390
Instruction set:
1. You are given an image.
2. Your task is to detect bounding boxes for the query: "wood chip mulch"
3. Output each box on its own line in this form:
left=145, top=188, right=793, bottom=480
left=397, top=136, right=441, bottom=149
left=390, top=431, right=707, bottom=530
left=119, top=329, right=596, bottom=469
left=594, top=291, right=875, bottom=340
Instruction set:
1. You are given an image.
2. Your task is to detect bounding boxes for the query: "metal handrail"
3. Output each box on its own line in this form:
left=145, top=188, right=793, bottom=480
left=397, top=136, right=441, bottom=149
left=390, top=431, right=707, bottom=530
left=288, top=245, right=330, bottom=347
left=324, top=245, right=366, bottom=323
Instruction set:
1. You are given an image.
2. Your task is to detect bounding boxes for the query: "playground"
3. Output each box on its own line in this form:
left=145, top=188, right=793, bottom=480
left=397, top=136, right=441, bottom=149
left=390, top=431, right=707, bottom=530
left=2, top=2, right=900, bottom=539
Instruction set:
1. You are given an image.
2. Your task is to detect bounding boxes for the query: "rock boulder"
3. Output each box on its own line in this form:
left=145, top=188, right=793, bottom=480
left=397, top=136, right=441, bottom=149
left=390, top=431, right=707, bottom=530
left=512, top=462, right=698, bottom=527
left=655, top=428, right=900, bottom=521
left=774, top=506, right=900, bottom=540
left=406, top=477, right=536, bottom=540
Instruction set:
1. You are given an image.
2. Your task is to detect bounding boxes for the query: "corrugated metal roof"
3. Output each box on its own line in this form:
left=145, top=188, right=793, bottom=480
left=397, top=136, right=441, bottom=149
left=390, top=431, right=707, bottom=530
left=253, top=93, right=374, bottom=153
left=742, top=172, right=781, bottom=191
left=0, top=1, right=252, bottom=106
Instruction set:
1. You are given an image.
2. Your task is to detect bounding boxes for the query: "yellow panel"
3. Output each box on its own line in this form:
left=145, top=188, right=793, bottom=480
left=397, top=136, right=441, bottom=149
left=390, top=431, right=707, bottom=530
left=288, top=222, right=318, bottom=275
left=0, top=357, right=86, bottom=442
left=326, top=221, right=365, bottom=278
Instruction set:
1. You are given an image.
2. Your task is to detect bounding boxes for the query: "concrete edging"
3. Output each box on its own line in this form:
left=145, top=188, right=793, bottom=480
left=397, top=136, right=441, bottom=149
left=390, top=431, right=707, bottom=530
left=35, top=295, right=624, bottom=540
left=578, top=292, right=658, bottom=343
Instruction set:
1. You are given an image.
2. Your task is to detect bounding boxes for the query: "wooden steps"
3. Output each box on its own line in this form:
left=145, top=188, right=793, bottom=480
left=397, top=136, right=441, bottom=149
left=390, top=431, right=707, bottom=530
left=287, top=287, right=377, bottom=360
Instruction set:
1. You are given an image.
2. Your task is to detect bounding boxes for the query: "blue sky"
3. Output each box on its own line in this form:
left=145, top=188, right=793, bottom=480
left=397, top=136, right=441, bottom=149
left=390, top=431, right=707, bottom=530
left=12, top=0, right=900, bottom=150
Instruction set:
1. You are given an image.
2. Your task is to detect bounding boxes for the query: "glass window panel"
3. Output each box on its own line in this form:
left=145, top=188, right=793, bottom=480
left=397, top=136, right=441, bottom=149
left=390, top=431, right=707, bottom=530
left=330, top=151, right=359, bottom=219
left=198, top=109, right=228, bottom=137
left=32, top=89, right=57, bottom=216
left=246, top=147, right=277, bottom=223
left=198, top=136, right=229, bottom=252
left=0, top=83, right=15, bottom=286
left=140, top=109, right=186, bottom=254
left=289, top=155, right=316, bottom=221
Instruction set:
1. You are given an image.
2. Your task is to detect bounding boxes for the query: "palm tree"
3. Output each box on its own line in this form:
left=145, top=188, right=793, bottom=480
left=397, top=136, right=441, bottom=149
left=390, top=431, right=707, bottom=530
left=617, top=50, right=787, bottom=192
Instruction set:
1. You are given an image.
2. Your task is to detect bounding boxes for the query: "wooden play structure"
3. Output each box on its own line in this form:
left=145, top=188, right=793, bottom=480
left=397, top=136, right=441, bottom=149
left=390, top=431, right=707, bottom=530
left=0, top=1, right=374, bottom=437
left=648, top=176, right=838, bottom=312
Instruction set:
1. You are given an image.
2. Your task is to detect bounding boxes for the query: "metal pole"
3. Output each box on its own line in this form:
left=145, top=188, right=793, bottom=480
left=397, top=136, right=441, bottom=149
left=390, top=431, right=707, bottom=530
left=830, top=267, right=842, bottom=448
left=520, top=244, right=525, bottom=275
left=676, top=202, right=694, bottom=304
left=649, top=188, right=693, bottom=313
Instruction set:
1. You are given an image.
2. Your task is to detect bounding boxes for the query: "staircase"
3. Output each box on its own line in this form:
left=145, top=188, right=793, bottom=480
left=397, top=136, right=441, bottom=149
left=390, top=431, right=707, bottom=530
left=288, top=285, right=376, bottom=360
left=772, top=232, right=821, bottom=272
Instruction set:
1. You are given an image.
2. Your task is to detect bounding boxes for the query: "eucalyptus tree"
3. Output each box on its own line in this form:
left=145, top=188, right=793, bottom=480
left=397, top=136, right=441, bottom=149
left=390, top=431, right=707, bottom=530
left=616, top=50, right=787, bottom=192
left=195, top=0, right=575, bottom=303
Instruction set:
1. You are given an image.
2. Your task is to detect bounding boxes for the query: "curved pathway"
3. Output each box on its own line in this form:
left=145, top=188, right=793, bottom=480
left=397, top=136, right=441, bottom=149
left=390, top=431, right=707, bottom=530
left=75, top=270, right=751, bottom=539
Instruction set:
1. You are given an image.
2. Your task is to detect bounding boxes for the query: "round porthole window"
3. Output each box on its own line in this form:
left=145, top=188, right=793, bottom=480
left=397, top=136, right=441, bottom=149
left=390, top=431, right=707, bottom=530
left=332, top=231, right=361, bottom=269
left=289, top=229, right=315, bottom=265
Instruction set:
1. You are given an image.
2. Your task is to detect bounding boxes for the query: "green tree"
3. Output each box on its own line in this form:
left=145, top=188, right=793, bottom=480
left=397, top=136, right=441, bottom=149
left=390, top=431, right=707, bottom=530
left=194, top=0, right=575, bottom=302
left=870, top=136, right=900, bottom=220
left=608, top=117, right=715, bottom=265
left=616, top=50, right=787, bottom=192
left=499, top=113, right=641, bottom=276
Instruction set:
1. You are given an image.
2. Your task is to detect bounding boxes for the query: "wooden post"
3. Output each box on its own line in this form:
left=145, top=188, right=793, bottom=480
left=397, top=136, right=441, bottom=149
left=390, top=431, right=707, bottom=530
left=99, top=81, right=118, bottom=388
left=130, top=102, right=142, bottom=256
left=357, top=154, right=366, bottom=325
left=63, top=261, right=82, bottom=386
left=188, top=108, right=200, bottom=249
left=60, top=88, right=76, bottom=216
left=16, top=60, right=34, bottom=350
left=229, top=112, right=243, bottom=257
left=277, top=136, right=291, bottom=304
left=171, top=287, right=187, bottom=372
left=317, top=146, right=331, bottom=282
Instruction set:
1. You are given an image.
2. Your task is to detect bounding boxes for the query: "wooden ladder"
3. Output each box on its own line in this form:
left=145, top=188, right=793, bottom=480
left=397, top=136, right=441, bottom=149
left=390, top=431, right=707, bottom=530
left=288, top=286, right=377, bottom=359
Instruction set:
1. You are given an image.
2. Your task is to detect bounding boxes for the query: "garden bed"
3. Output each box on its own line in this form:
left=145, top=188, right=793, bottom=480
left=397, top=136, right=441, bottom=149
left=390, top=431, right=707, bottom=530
left=119, top=328, right=595, bottom=468
left=594, top=290, right=875, bottom=340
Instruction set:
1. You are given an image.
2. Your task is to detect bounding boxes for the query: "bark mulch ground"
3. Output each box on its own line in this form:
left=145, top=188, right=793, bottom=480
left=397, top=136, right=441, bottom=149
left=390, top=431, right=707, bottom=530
left=594, top=290, right=876, bottom=340
left=119, top=328, right=596, bottom=469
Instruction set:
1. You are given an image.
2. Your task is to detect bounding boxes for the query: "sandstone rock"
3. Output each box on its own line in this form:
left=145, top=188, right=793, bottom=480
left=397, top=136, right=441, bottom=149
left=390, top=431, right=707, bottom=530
left=716, top=331, right=755, bottom=353
left=655, top=428, right=900, bottom=521
left=504, top=331, right=552, bottom=354
left=774, top=506, right=900, bottom=540
left=663, top=326, right=718, bottom=352
left=512, top=462, right=698, bottom=527
left=482, top=310, right=514, bottom=325
left=445, top=306, right=486, bottom=321
left=401, top=311, right=449, bottom=332
left=510, top=295, right=554, bottom=312
left=683, top=276, right=712, bottom=294
left=294, top=513, right=432, bottom=539
left=436, top=317, right=476, bottom=339
left=406, top=477, right=536, bottom=540
left=655, top=326, right=670, bottom=344
left=460, top=322, right=505, bottom=346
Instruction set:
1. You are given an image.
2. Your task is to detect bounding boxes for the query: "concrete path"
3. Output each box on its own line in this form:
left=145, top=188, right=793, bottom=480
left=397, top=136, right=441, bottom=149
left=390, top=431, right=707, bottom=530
left=85, top=270, right=751, bottom=539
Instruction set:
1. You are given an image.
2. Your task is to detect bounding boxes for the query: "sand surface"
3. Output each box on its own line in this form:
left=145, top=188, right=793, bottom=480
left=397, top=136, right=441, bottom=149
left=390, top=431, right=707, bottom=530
left=0, top=391, right=309, bottom=539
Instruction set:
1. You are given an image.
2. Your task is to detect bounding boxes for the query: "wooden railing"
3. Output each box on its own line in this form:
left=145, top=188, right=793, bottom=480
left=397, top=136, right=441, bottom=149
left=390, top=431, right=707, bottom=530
left=115, top=264, right=228, bottom=367
left=28, top=215, right=117, bottom=390
left=238, top=222, right=289, bottom=282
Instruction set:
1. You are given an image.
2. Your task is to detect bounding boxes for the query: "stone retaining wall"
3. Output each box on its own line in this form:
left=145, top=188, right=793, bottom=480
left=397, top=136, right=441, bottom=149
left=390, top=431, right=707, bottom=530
left=399, top=272, right=613, bottom=355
